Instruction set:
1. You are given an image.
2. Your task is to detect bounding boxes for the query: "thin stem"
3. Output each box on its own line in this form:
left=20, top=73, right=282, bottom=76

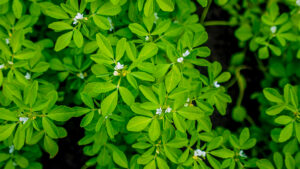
left=204, top=20, right=232, bottom=26
left=200, top=0, right=213, bottom=24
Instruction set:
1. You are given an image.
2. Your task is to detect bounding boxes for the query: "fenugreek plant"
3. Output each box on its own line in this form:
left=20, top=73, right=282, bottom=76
left=2, top=0, right=299, bottom=169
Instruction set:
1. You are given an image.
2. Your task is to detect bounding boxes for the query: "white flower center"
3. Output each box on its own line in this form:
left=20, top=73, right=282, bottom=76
left=107, top=17, right=114, bottom=31
left=5, top=38, right=9, bottom=44
left=270, top=26, right=277, bottom=33
left=19, top=117, right=29, bottom=124
left=214, top=81, right=220, bottom=88
left=239, top=150, right=247, bottom=158
left=177, top=57, right=184, bottom=63
left=0, top=64, right=5, bottom=69
left=194, top=149, right=206, bottom=157
left=25, top=72, right=31, bottom=80
left=165, top=107, right=172, bottom=113
left=145, top=36, right=149, bottom=41
left=78, top=72, right=84, bottom=79
left=156, top=108, right=162, bottom=115
left=9, top=145, right=14, bottom=154
left=114, top=62, right=124, bottom=70
left=113, top=71, right=119, bottom=76
left=182, top=50, right=190, bottom=57
left=73, top=13, right=84, bottom=25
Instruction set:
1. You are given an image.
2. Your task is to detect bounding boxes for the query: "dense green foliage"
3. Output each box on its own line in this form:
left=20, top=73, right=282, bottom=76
left=0, top=0, right=299, bottom=169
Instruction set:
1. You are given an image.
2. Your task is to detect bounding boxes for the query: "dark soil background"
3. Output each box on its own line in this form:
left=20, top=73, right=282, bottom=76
left=41, top=3, right=263, bottom=169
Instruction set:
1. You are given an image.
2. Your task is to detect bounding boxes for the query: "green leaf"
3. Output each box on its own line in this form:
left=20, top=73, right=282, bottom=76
left=166, top=138, right=188, bottom=148
left=131, top=72, right=155, bottom=81
left=106, top=119, right=115, bottom=139
left=15, top=155, right=29, bottom=168
left=139, top=85, right=159, bottom=104
left=144, top=0, right=154, bottom=17
left=42, top=117, right=59, bottom=139
left=274, top=115, right=293, bottom=125
left=119, top=87, right=135, bottom=106
left=93, top=15, right=110, bottom=30
left=295, top=122, right=300, bottom=143
left=263, top=88, right=284, bottom=103
left=177, top=107, right=204, bottom=120
left=47, top=106, right=76, bottom=122
left=24, top=81, right=38, bottom=107
left=101, top=91, right=118, bottom=116
left=0, top=124, right=17, bottom=141
left=73, top=29, right=84, bottom=48
left=13, top=125, right=25, bottom=150
left=173, top=113, right=186, bottom=133
left=148, top=118, right=160, bottom=141
left=258, top=46, right=269, bottom=59
left=48, top=22, right=73, bottom=32
left=165, top=65, right=181, bottom=93
left=127, top=116, right=152, bottom=131
left=112, top=149, right=128, bottom=168
left=96, top=33, right=114, bottom=59
left=234, top=25, right=253, bottom=41
left=156, top=157, right=169, bottom=169
left=266, top=104, right=285, bottom=116
left=0, top=108, right=18, bottom=121
left=145, top=160, right=156, bottom=169
left=207, top=136, right=223, bottom=151
left=210, top=148, right=234, bottom=158
left=152, top=20, right=171, bottom=35
left=54, top=31, right=73, bottom=51
left=97, top=2, right=121, bottom=16
left=156, top=0, right=174, bottom=11
left=273, top=152, right=283, bottom=169
left=83, top=82, right=117, bottom=96
left=239, top=128, right=250, bottom=146
left=116, top=38, right=127, bottom=61
left=39, top=2, right=69, bottom=19
left=256, top=159, right=274, bottom=169
left=138, top=43, right=158, bottom=62
left=44, top=135, right=59, bottom=158
left=129, top=23, right=148, bottom=36
left=12, top=0, right=22, bottom=19
left=278, top=123, right=293, bottom=142
left=285, top=154, right=295, bottom=169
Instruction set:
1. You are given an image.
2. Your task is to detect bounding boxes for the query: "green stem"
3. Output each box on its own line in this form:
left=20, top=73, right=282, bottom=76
left=200, top=0, right=213, bottom=24
left=204, top=20, right=232, bottom=26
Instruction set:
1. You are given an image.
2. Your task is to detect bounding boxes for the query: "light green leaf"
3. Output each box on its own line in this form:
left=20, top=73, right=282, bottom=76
left=97, top=2, right=121, bottom=16
left=0, top=124, right=17, bottom=141
left=0, top=108, right=18, bottom=121
left=54, top=31, right=73, bottom=51
left=148, top=118, right=160, bottom=141
left=73, top=29, right=84, bottom=48
left=101, top=91, right=118, bottom=116
left=165, top=65, right=181, bottom=93
left=112, top=149, right=128, bottom=168
left=119, top=87, right=135, bottom=106
left=127, top=116, right=152, bottom=131
left=139, top=85, right=159, bottom=104
left=96, top=33, right=114, bottom=59
left=129, top=23, right=148, bottom=36
left=44, top=135, right=59, bottom=158
left=42, top=117, right=59, bottom=139
left=48, top=22, right=73, bottom=32
left=177, top=107, right=204, bottom=120
left=93, top=15, right=110, bottom=30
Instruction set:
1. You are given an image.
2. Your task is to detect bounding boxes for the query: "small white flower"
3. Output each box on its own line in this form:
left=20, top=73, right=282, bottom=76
left=270, top=26, right=277, bottom=34
left=12, top=162, right=17, bottom=166
left=19, top=117, right=29, bottom=124
left=154, top=13, right=159, bottom=23
left=25, top=72, right=31, bottom=80
left=177, top=57, right=184, bottom=63
left=78, top=72, right=84, bottom=79
left=214, top=81, right=220, bottom=88
left=194, top=149, right=206, bottom=157
left=145, top=36, right=149, bottom=41
left=156, top=108, right=162, bottom=115
left=296, top=0, right=300, bottom=6
left=173, top=20, right=179, bottom=24
left=113, top=70, right=119, bottom=76
left=114, top=62, right=124, bottom=70
left=5, top=38, right=9, bottom=44
left=105, top=116, right=108, bottom=119
left=182, top=50, right=190, bottom=57
left=239, top=150, right=247, bottom=158
left=186, top=98, right=190, bottom=102
left=107, top=17, right=114, bottom=31
left=184, top=103, right=189, bottom=107
left=8, top=61, right=13, bottom=65
left=165, top=107, right=172, bottom=113
left=9, top=145, right=14, bottom=154
left=0, top=64, right=4, bottom=69
left=73, top=13, right=84, bottom=25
